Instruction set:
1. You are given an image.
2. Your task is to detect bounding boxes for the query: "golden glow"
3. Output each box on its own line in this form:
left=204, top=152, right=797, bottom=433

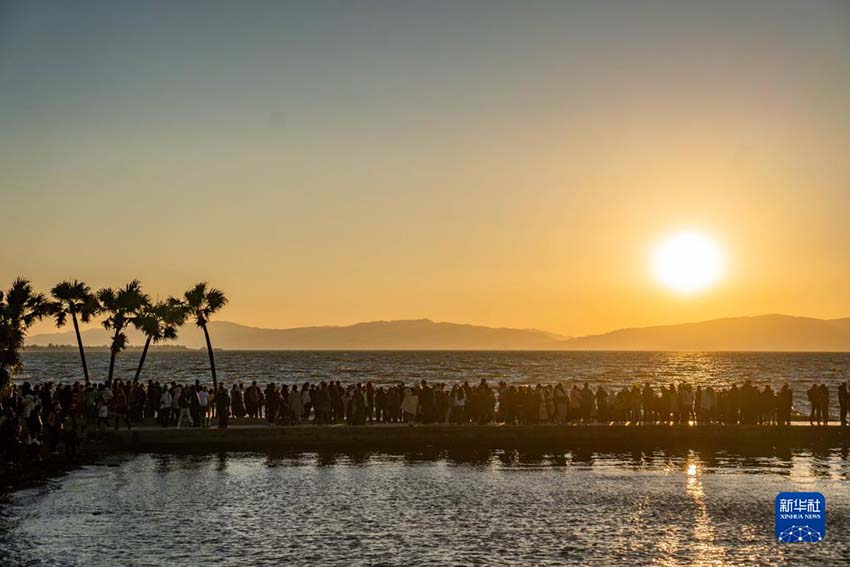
left=653, top=232, right=724, bottom=295
left=6, top=3, right=850, bottom=340
left=685, top=457, right=726, bottom=564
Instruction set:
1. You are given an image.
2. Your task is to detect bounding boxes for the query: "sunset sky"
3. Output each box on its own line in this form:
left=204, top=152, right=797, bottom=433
left=2, top=1, right=850, bottom=338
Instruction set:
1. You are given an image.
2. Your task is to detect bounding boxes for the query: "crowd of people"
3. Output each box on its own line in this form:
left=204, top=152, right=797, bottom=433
left=205, top=379, right=850, bottom=429
left=1, top=369, right=849, bottom=464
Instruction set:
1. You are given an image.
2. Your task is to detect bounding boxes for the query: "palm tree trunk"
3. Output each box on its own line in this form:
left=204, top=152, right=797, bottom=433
left=134, top=336, right=152, bottom=383
left=71, top=312, right=90, bottom=385
left=108, top=330, right=119, bottom=381
left=202, top=323, right=218, bottom=392
left=108, top=349, right=116, bottom=381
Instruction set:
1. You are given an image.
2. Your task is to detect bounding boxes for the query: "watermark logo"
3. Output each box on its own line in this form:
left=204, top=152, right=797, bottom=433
left=775, top=492, right=825, bottom=543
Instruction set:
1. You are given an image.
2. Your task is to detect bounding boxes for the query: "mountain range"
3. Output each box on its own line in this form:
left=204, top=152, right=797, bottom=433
left=24, top=315, right=850, bottom=352
left=26, top=319, right=565, bottom=350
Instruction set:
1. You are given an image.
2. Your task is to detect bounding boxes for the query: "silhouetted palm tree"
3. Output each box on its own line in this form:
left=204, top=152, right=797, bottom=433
left=97, top=280, right=150, bottom=381
left=133, top=298, right=188, bottom=382
left=0, top=278, right=52, bottom=389
left=184, top=282, right=227, bottom=392
left=50, top=280, right=100, bottom=385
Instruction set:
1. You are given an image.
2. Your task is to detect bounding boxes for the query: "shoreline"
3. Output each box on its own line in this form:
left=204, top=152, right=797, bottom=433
left=101, top=422, right=850, bottom=453
left=0, top=440, right=113, bottom=495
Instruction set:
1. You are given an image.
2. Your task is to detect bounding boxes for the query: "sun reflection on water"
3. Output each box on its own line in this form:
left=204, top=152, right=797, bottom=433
left=685, top=456, right=727, bottom=566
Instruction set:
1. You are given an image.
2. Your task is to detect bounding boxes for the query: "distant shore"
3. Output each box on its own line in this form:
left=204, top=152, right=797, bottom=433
left=23, top=344, right=197, bottom=352
left=24, top=314, right=850, bottom=351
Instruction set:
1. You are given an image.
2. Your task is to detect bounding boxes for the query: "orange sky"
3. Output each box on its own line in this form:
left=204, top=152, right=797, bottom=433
left=3, top=1, right=850, bottom=338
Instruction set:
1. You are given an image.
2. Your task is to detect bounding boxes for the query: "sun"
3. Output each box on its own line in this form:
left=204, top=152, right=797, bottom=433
left=652, top=232, right=724, bottom=295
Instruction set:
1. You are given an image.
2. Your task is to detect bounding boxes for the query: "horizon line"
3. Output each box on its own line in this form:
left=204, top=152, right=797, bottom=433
left=26, top=311, right=850, bottom=342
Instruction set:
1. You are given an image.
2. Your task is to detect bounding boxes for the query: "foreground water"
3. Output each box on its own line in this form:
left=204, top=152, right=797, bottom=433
left=1, top=449, right=849, bottom=566
left=19, top=350, right=850, bottom=415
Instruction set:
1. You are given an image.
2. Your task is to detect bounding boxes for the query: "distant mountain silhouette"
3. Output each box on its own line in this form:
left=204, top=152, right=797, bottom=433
left=26, top=319, right=565, bottom=350
left=559, top=314, right=850, bottom=351
left=25, top=314, right=850, bottom=351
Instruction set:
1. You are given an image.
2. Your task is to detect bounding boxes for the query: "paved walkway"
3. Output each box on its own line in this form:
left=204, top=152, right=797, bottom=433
left=121, top=420, right=846, bottom=432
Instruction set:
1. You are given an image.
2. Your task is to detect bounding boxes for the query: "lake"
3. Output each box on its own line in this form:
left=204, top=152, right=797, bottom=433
left=18, top=350, right=850, bottom=416
left=7, top=351, right=850, bottom=564
left=1, top=449, right=848, bottom=565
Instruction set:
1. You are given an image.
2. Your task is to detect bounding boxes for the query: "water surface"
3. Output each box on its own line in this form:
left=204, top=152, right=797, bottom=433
left=1, top=449, right=848, bottom=566
left=19, top=350, right=850, bottom=417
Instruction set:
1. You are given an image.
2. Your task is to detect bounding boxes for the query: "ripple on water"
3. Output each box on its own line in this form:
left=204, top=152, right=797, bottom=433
left=18, top=350, right=850, bottom=417
left=0, top=450, right=849, bottom=565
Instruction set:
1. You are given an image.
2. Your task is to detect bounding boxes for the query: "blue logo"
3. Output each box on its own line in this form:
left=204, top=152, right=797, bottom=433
left=775, top=492, right=825, bottom=543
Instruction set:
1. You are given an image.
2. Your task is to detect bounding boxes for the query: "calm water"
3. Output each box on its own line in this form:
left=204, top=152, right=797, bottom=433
left=19, top=350, right=850, bottom=415
left=1, top=450, right=849, bottom=566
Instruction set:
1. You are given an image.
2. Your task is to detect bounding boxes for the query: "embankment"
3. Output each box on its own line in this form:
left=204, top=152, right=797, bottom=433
left=102, top=424, right=850, bottom=453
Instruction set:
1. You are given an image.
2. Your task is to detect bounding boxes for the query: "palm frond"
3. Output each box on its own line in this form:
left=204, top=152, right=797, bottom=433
left=183, top=282, right=227, bottom=327
left=53, top=308, right=68, bottom=327
left=206, top=288, right=228, bottom=312
left=1, top=278, right=52, bottom=372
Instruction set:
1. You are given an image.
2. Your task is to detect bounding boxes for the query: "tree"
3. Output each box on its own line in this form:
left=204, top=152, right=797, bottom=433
left=133, top=298, right=188, bottom=382
left=0, top=278, right=52, bottom=389
left=97, top=280, right=150, bottom=381
left=184, top=282, right=227, bottom=392
left=50, top=280, right=100, bottom=385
